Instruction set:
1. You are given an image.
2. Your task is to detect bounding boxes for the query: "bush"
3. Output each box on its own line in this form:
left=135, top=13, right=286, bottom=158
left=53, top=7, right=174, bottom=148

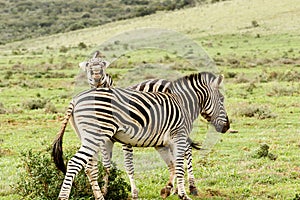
left=250, top=143, right=278, bottom=160
left=4, top=71, right=13, bottom=79
left=22, top=98, right=48, bottom=110
left=78, top=42, right=87, bottom=49
left=45, top=102, right=58, bottom=113
left=67, top=22, right=85, bottom=31
left=14, top=148, right=130, bottom=200
left=268, top=84, right=300, bottom=97
left=232, top=103, right=277, bottom=119
left=59, top=46, right=69, bottom=53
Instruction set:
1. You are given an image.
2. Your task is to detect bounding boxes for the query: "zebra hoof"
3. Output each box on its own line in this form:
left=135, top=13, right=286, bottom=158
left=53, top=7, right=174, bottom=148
left=189, top=186, right=198, bottom=196
left=132, top=189, right=138, bottom=200
left=160, top=186, right=172, bottom=199
left=172, top=188, right=178, bottom=195
left=58, top=195, right=69, bottom=200
left=179, top=194, right=192, bottom=200
left=101, top=187, right=108, bottom=197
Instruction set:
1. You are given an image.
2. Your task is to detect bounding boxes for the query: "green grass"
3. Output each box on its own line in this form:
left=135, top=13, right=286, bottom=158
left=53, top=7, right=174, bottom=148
left=1, top=0, right=300, bottom=199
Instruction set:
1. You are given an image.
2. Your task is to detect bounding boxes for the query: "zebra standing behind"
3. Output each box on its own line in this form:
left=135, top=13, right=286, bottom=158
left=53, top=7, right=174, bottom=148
left=79, top=51, right=113, bottom=89
left=52, top=71, right=230, bottom=200
left=54, top=51, right=112, bottom=153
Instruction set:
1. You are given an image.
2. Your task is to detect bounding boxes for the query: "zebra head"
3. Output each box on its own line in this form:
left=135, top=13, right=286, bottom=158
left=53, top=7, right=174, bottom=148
left=79, top=51, right=110, bottom=88
left=199, top=73, right=230, bottom=133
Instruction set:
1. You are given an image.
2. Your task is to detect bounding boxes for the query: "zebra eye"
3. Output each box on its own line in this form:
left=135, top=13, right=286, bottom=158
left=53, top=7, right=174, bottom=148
left=220, top=94, right=225, bottom=102
left=201, top=112, right=211, bottom=122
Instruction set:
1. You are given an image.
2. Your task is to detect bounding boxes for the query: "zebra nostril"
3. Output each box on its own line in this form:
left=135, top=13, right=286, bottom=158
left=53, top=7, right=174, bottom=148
left=221, top=121, right=230, bottom=133
left=93, top=73, right=101, bottom=79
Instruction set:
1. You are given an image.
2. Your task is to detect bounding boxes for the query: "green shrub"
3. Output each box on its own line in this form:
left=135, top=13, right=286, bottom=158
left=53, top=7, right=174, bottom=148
left=4, top=71, right=13, bottom=79
left=78, top=42, right=87, bottom=49
left=22, top=98, right=48, bottom=110
left=14, top=148, right=130, bottom=200
left=67, top=22, right=85, bottom=31
left=23, top=99, right=45, bottom=110
left=59, top=46, right=69, bottom=53
left=45, top=102, right=58, bottom=113
left=293, top=193, right=300, bottom=200
left=268, top=84, right=300, bottom=97
left=232, top=103, right=277, bottom=119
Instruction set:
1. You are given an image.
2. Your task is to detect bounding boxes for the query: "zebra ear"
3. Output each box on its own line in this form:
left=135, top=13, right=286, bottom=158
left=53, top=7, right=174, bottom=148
left=93, top=51, right=100, bottom=59
left=102, top=61, right=110, bottom=68
left=212, top=74, right=224, bottom=88
left=79, top=61, right=88, bottom=71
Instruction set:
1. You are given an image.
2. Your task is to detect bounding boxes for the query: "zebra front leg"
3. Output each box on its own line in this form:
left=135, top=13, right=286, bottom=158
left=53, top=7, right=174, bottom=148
left=155, top=146, right=176, bottom=199
left=173, top=136, right=191, bottom=200
left=58, top=146, right=102, bottom=200
left=85, top=155, right=104, bottom=200
left=185, top=144, right=198, bottom=196
left=122, top=144, right=138, bottom=199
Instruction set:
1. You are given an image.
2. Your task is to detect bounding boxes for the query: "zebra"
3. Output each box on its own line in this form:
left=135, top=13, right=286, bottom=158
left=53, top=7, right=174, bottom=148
left=78, top=51, right=113, bottom=88
left=52, top=71, right=230, bottom=200
left=57, top=52, right=202, bottom=198
left=53, top=52, right=113, bottom=171
left=124, top=79, right=202, bottom=198
left=58, top=50, right=218, bottom=196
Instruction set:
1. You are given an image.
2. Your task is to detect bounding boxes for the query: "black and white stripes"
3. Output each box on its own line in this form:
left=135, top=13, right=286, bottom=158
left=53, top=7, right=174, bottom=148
left=52, top=71, right=230, bottom=200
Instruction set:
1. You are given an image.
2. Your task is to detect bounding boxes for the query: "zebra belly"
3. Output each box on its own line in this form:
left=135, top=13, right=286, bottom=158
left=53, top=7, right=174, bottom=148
left=113, top=128, right=170, bottom=147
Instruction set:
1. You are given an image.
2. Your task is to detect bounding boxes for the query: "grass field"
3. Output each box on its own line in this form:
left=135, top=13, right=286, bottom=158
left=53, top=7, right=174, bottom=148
left=0, top=0, right=299, bottom=199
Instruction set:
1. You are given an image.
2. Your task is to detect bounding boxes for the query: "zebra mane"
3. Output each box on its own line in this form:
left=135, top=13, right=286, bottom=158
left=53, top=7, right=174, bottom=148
left=173, top=71, right=217, bottom=87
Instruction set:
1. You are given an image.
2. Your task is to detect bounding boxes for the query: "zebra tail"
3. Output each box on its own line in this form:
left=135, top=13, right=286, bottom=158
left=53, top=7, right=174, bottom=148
left=52, top=103, right=74, bottom=174
left=190, top=141, right=203, bottom=150
left=187, top=137, right=203, bottom=150
left=52, top=124, right=67, bottom=174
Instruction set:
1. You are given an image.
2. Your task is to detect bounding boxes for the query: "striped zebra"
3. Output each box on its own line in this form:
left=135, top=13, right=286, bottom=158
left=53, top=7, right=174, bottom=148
left=126, top=79, right=202, bottom=198
left=79, top=51, right=113, bottom=88
left=57, top=52, right=202, bottom=198
left=53, top=52, right=113, bottom=162
left=52, top=71, right=230, bottom=200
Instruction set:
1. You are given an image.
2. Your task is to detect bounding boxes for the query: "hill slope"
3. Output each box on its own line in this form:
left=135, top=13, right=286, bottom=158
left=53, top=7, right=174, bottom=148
left=1, top=0, right=299, bottom=52
left=0, top=0, right=196, bottom=44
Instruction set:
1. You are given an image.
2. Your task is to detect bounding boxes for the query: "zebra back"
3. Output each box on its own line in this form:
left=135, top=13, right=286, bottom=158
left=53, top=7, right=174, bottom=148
left=128, top=79, right=171, bottom=93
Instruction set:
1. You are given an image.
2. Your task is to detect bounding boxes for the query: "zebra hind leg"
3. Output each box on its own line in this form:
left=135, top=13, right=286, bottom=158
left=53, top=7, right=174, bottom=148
left=58, top=146, right=103, bottom=200
left=122, top=144, right=138, bottom=199
left=99, top=139, right=114, bottom=197
left=85, top=156, right=104, bottom=200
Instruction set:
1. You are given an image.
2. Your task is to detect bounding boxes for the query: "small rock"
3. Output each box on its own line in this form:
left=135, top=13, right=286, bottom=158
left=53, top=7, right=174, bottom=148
left=229, top=129, right=239, bottom=133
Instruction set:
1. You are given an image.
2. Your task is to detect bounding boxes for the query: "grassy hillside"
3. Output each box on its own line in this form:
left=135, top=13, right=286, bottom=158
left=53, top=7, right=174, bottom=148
left=0, top=0, right=299, bottom=199
left=1, top=0, right=299, bottom=52
left=0, top=0, right=198, bottom=44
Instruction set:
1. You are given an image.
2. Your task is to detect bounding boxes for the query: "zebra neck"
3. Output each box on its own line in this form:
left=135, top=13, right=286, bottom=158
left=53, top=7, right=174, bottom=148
left=171, top=78, right=202, bottom=122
